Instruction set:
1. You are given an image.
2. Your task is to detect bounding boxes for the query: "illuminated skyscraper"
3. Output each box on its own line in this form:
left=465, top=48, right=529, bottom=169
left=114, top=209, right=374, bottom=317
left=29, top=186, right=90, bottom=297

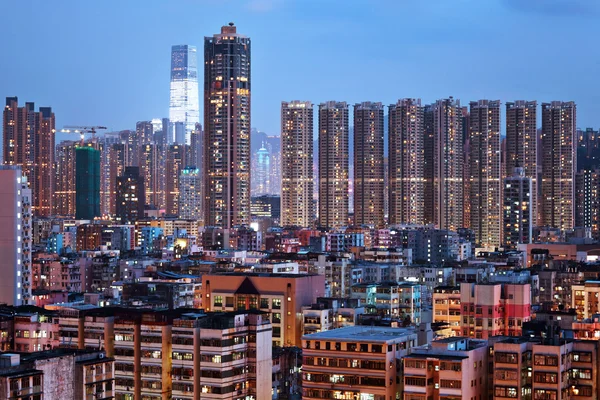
left=506, top=101, right=538, bottom=224
left=204, top=23, right=251, bottom=228
left=254, top=143, right=270, bottom=196
left=54, top=140, right=78, bottom=217
left=541, top=101, right=577, bottom=231
left=281, top=101, right=314, bottom=227
left=318, top=101, right=349, bottom=230
left=469, top=100, right=501, bottom=247
left=166, top=144, right=188, bottom=216
left=116, top=166, right=145, bottom=223
left=389, top=99, right=424, bottom=225
left=433, top=97, right=463, bottom=232
left=504, top=167, right=532, bottom=247
left=169, top=45, right=200, bottom=145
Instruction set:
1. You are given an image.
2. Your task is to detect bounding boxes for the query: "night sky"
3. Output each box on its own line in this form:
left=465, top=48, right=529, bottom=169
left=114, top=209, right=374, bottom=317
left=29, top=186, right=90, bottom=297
left=1, top=0, right=598, bottom=141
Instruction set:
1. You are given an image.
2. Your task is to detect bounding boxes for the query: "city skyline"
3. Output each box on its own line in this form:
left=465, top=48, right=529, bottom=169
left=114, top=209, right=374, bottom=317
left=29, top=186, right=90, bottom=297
left=1, top=0, right=599, bottom=142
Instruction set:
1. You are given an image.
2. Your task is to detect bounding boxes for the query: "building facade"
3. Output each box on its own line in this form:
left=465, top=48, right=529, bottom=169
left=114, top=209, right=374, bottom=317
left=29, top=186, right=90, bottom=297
left=169, top=45, right=200, bottom=145
left=75, top=146, right=101, bottom=220
left=179, top=166, right=202, bottom=220
left=504, top=167, right=533, bottom=247
left=116, top=166, right=145, bottom=223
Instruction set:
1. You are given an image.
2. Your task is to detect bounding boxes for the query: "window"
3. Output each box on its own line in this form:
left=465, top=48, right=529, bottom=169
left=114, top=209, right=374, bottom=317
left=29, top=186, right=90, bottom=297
left=534, top=355, right=558, bottom=366
left=495, top=387, right=518, bottom=398
left=213, top=295, right=223, bottom=307
left=237, top=296, right=246, bottom=310
left=572, top=352, right=592, bottom=362
left=440, top=380, right=461, bottom=389
left=405, top=359, right=426, bottom=369
left=225, top=297, right=234, bottom=307
left=533, top=389, right=557, bottom=400
left=495, top=369, right=518, bottom=380
left=405, top=377, right=426, bottom=386
left=571, top=369, right=592, bottom=380
left=495, top=352, right=518, bottom=364
left=260, top=298, right=269, bottom=308
left=534, top=372, right=558, bottom=383
left=272, top=298, right=281, bottom=309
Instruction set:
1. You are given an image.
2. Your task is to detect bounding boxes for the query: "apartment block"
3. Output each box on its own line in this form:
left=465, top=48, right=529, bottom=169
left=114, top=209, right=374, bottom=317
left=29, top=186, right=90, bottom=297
left=403, top=337, right=489, bottom=400
left=302, top=326, right=420, bottom=400
left=460, top=282, right=532, bottom=338
left=433, top=286, right=462, bottom=337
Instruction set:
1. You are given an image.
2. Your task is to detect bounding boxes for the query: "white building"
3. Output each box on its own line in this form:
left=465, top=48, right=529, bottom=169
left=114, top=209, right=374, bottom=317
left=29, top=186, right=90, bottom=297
left=178, top=167, right=202, bottom=220
left=0, top=166, right=32, bottom=305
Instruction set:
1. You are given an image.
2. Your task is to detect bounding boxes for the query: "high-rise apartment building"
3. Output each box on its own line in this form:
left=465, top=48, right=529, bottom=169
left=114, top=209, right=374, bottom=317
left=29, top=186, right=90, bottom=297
left=169, top=45, right=199, bottom=145
left=116, top=166, right=145, bottom=223
left=54, top=140, right=78, bottom=217
left=423, top=105, right=435, bottom=224
left=179, top=166, right=202, bottom=220
left=318, top=101, right=349, bottom=230
left=204, top=23, right=251, bottom=228
left=75, top=146, right=101, bottom=220
left=2, top=97, right=55, bottom=217
left=354, top=102, right=385, bottom=227
left=139, top=143, right=163, bottom=209
left=281, top=101, right=314, bottom=228
left=575, top=169, right=600, bottom=239
left=0, top=166, right=32, bottom=306
left=506, top=101, right=538, bottom=224
left=433, top=98, right=464, bottom=232
left=101, top=139, right=129, bottom=216
left=504, top=167, right=533, bottom=247
left=389, top=99, right=424, bottom=225
left=166, top=144, right=187, bottom=216
left=541, top=101, right=577, bottom=230
left=469, top=100, right=501, bottom=247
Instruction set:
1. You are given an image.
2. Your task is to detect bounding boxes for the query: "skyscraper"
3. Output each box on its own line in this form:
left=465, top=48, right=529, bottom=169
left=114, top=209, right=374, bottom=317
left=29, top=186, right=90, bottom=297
left=506, top=101, right=538, bottom=224
left=318, top=101, right=349, bottom=230
left=281, top=101, right=314, bottom=228
left=541, top=101, right=577, bottom=231
left=389, top=99, right=424, bottom=225
left=503, top=167, right=533, bottom=247
left=423, top=104, right=435, bottom=225
left=0, top=166, right=32, bottom=306
left=204, top=23, right=251, bottom=228
left=469, top=100, right=501, bottom=248
left=169, top=45, right=200, bottom=145
left=254, top=143, right=270, bottom=196
left=2, top=97, right=55, bottom=217
left=116, top=166, right=145, bottom=223
left=75, top=146, right=101, bottom=220
left=166, top=144, right=188, bottom=216
left=354, top=102, right=385, bottom=227
left=179, top=166, right=202, bottom=220
left=54, top=140, right=78, bottom=217
left=433, top=98, right=463, bottom=232
left=575, top=169, right=600, bottom=239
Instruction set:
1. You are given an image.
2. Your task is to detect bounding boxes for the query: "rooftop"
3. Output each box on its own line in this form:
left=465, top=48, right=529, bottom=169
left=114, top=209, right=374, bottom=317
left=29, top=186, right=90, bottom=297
left=302, top=326, right=416, bottom=342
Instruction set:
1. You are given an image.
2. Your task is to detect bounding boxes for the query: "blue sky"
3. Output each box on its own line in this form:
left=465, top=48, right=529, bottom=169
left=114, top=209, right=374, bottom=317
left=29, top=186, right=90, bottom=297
left=1, top=0, right=599, bottom=139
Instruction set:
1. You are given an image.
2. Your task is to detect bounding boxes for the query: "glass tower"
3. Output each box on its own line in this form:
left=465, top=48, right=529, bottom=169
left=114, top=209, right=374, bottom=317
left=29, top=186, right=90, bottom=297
left=75, top=146, right=101, bottom=220
left=169, top=45, right=200, bottom=145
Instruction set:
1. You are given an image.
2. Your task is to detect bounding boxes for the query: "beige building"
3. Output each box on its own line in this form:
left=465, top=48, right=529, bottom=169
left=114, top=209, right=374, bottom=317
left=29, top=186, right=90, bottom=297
left=403, top=337, right=489, bottom=400
left=469, top=100, right=502, bottom=247
left=389, top=98, right=425, bottom=225
left=302, top=326, right=420, bottom=400
left=354, top=102, right=385, bottom=227
left=433, top=286, right=462, bottom=337
left=541, top=101, right=577, bottom=231
left=318, top=101, right=349, bottom=230
left=281, top=101, right=314, bottom=228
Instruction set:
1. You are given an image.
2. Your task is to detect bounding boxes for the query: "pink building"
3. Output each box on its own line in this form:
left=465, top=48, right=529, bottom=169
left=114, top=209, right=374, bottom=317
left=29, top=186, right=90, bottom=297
left=460, top=282, right=531, bottom=338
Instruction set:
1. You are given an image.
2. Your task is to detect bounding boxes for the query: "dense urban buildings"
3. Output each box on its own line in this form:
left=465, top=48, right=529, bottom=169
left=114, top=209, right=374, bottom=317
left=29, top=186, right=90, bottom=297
left=353, top=102, right=385, bottom=227
left=203, top=23, right=251, bottom=228
left=541, top=101, right=577, bottom=231
left=318, top=101, right=349, bottom=230
left=281, top=100, right=314, bottom=228
left=389, top=98, right=425, bottom=225
left=169, top=45, right=200, bottom=144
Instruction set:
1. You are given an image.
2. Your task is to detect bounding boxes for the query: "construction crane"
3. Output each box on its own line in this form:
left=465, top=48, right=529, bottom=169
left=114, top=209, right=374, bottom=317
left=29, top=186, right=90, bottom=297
left=61, top=125, right=107, bottom=146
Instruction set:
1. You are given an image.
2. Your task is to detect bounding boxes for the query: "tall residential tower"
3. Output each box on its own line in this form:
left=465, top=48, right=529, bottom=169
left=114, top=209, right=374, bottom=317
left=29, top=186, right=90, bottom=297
left=353, top=102, right=385, bottom=227
left=541, top=101, right=577, bottom=231
left=281, top=101, right=314, bottom=227
left=318, top=101, right=349, bottom=230
left=469, top=100, right=501, bottom=247
left=169, top=45, right=200, bottom=145
left=204, top=23, right=251, bottom=228
left=388, top=98, right=425, bottom=225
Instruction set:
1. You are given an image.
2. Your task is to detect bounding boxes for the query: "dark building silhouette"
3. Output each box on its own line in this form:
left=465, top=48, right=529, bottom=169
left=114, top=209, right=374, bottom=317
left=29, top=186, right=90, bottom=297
left=116, top=167, right=145, bottom=223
